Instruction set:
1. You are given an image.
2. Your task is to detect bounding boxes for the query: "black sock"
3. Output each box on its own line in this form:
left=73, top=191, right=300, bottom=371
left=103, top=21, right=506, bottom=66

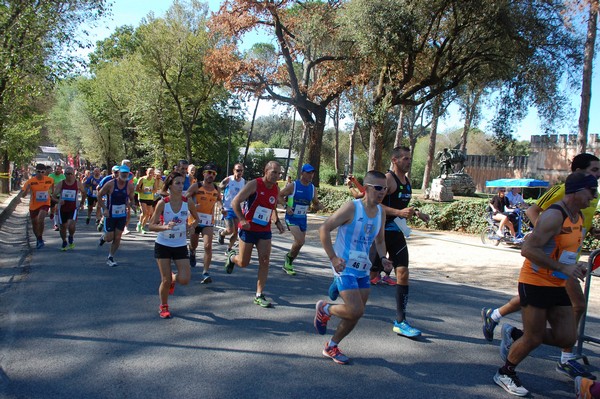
left=500, top=359, right=517, bottom=375
left=395, top=285, right=409, bottom=322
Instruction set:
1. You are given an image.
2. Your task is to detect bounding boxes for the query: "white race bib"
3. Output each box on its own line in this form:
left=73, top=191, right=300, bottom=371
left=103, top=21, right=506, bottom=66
left=394, top=217, right=411, bottom=237
left=348, top=250, right=371, bottom=272
left=252, top=205, right=272, bottom=226
left=553, top=250, right=578, bottom=280
left=35, top=191, right=48, bottom=202
left=62, top=189, right=76, bottom=201
left=111, top=204, right=126, bottom=218
left=197, top=212, right=213, bottom=226
left=293, top=204, right=308, bottom=216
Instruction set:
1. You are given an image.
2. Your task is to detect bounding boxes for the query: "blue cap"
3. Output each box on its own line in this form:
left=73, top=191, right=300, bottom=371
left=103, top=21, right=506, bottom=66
left=119, top=165, right=130, bottom=173
left=301, top=164, right=315, bottom=173
left=111, top=165, right=120, bottom=172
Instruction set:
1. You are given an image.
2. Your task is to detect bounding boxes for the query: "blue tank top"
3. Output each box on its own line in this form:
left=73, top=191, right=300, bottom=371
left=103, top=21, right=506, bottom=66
left=287, top=180, right=315, bottom=219
left=332, top=199, right=382, bottom=277
left=108, top=180, right=128, bottom=218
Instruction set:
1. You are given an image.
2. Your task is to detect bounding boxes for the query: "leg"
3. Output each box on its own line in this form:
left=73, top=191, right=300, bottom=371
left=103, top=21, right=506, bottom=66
left=202, top=226, right=214, bottom=274
left=109, top=230, right=123, bottom=257
left=232, top=238, right=254, bottom=268
left=288, top=225, right=305, bottom=259
left=255, top=238, right=272, bottom=295
left=227, top=217, right=239, bottom=250
left=329, top=288, right=369, bottom=344
left=157, top=258, right=173, bottom=305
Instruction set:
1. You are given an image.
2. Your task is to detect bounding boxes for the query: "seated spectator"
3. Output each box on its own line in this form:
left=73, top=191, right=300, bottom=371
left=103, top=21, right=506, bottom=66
left=489, top=187, right=516, bottom=237
left=506, top=187, right=528, bottom=208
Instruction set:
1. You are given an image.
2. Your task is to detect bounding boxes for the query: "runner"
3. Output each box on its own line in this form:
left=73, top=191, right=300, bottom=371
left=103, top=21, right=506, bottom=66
left=48, top=164, right=65, bottom=231
left=482, top=153, right=600, bottom=380
left=120, top=159, right=134, bottom=235
left=217, top=163, right=245, bottom=251
left=84, top=167, right=102, bottom=225
left=97, top=165, right=136, bottom=267
left=223, top=161, right=285, bottom=307
left=135, top=167, right=159, bottom=234
left=313, top=170, right=392, bottom=365
left=277, top=163, right=323, bottom=275
left=186, top=163, right=221, bottom=283
left=96, top=166, right=120, bottom=232
left=54, top=166, right=86, bottom=250
left=177, top=160, right=191, bottom=191
left=149, top=172, right=199, bottom=319
left=493, top=172, right=593, bottom=397
left=21, top=164, right=54, bottom=249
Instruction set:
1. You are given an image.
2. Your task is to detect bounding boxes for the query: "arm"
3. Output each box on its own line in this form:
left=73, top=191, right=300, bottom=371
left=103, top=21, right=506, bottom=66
left=135, top=178, right=144, bottom=192
left=318, top=201, right=355, bottom=273
left=278, top=183, right=295, bottom=215
left=312, top=187, right=324, bottom=211
left=97, top=181, right=113, bottom=217
left=374, top=215, right=393, bottom=272
left=148, top=200, right=171, bottom=232
left=78, top=181, right=87, bottom=209
left=219, top=176, right=230, bottom=191
left=53, top=181, right=63, bottom=203
left=184, top=183, right=198, bottom=201
left=521, top=209, right=585, bottom=280
left=525, top=204, right=543, bottom=227
left=231, top=179, right=258, bottom=230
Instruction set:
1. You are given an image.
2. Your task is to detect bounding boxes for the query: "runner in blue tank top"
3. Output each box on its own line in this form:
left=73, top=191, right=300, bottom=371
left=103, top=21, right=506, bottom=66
left=313, top=170, right=393, bottom=365
left=277, top=163, right=323, bottom=276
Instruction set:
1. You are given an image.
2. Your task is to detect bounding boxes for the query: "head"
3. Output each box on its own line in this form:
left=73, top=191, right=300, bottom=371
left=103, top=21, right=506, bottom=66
left=391, top=146, right=411, bottom=174
left=121, top=159, right=131, bottom=167
left=54, top=164, right=63, bottom=175
left=111, top=165, right=120, bottom=177
left=233, top=163, right=244, bottom=179
left=497, top=187, right=506, bottom=197
left=510, top=187, right=521, bottom=195
left=187, top=164, right=196, bottom=177
left=363, top=170, right=388, bottom=203
left=92, top=167, right=101, bottom=177
left=263, top=161, right=282, bottom=184
left=146, top=167, right=154, bottom=177
left=35, top=163, right=47, bottom=179
left=64, top=166, right=75, bottom=180
left=162, top=172, right=184, bottom=193
left=300, top=163, right=316, bottom=183
left=201, top=163, right=218, bottom=183
left=571, top=153, right=600, bottom=180
left=155, top=169, right=163, bottom=179
left=118, top=165, right=130, bottom=182
left=178, top=159, right=189, bottom=175
left=565, top=171, right=598, bottom=208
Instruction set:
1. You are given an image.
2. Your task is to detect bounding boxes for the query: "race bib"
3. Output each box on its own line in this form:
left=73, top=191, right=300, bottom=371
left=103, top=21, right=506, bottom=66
left=293, top=204, right=308, bottom=216
left=553, top=250, right=578, bottom=280
left=394, top=217, right=411, bottom=237
left=111, top=204, right=126, bottom=218
left=92, top=189, right=98, bottom=197
left=252, top=205, right=272, bottom=226
left=197, top=212, right=213, bottom=226
left=144, top=187, right=152, bottom=193
left=62, top=189, right=76, bottom=201
left=348, top=250, right=371, bottom=272
left=35, top=191, right=48, bottom=202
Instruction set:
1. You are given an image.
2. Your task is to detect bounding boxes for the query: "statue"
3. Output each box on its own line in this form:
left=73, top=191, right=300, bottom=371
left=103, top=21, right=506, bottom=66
left=435, top=147, right=467, bottom=177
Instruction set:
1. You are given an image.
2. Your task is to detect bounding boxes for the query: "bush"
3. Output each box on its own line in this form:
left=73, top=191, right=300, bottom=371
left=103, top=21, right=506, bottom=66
left=317, top=184, right=353, bottom=213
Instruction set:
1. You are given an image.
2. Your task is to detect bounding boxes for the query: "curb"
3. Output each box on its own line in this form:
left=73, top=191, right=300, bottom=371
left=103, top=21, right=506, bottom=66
left=0, top=190, right=23, bottom=227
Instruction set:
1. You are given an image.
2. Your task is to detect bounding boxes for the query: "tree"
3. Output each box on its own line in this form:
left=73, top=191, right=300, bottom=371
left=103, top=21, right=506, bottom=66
left=0, top=0, right=109, bottom=192
left=207, top=0, right=356, bottom=185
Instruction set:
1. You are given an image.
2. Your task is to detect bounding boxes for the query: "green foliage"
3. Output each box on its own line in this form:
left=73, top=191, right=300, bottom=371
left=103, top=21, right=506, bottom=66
left=317, top=184, right=354, bottom=213
left=244, top=146, right=276, bottom=180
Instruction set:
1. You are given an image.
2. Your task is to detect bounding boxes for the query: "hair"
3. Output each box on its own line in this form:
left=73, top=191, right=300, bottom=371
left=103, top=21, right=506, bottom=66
left=121, top=159, right=131, bottom=166
left=391, top=146, right=410, bottom=159
left=264, top=160, right=281, bottom=173
left=571, top=153, right=599, bottom=172
left=162, top=172, right=183, bottom=192
left=36, top=163, right=46, bottom=170
left=363, top=170, right=387, bottom=185
left=178, top=159, right=189, bottom=166
left=233, top=163, right=244, bottom=169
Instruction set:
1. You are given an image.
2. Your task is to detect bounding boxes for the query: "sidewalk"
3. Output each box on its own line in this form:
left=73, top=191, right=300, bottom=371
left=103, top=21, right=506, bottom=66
left=0, top=190, right=21, bottom=226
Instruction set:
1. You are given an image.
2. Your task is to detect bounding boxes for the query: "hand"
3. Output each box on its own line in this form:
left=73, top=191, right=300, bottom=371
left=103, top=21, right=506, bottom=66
left=331, top=256, right=346, bottom=273
left=286, top=207, right=293, bottom=216
left=221, top=209, right=228, bottom=216
left=240, top=220, right=251, bottom=231
left=276, top=220, right=285, bottom=234
left=564, top=261, right=586, bottom=281
left=419, top=211, right=431, bottom=223
left=165, top=221, right=176, bottom=230
left=382, top=258, right=393, bottom=273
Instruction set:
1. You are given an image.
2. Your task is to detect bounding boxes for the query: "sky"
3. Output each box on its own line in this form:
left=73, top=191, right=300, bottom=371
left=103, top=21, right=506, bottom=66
left=81, top=0, right=600, bottom=142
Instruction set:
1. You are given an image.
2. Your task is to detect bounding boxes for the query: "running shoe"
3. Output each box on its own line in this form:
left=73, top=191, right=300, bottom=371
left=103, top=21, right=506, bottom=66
left=53, top=224, right=59, bottom=231
left=253, top=294, right=272, bottom=308
left=481, top=307, right=498, bottom=342
left=322, top=344, right=349, bottom=365
left=86, top=217, right=90, bottom=225
left=123, top=227, right=130, bottom=235
left=370, top=275, right=382, bottom=285
left=97, top=221, right=104, bottom=232
left=224, top=249, right=236, bottom=274
left=61, top=241, right=68, bottom=251
left=136, top=222, right=142, bottom=233
left=200, top=273, right=212, bottom=284
left=189, top=252, right=197, bottom=268
left=218, top=232, right=225, bottom=245
left=328, top=278, right=339, bottom=301
left=314, top=300, right=330, bottom=335
left=283, top=253, right=296, bottom=275
left=169, top=273, right=176, bottom=295
left=98, top=235, right=105, bottom=247
left=575, top=376, right=595, bottom=399
left=68, top=242, right=75, bottom=250
left=106, top=256, right=118, bottom=267
left=556, top=359, right=597, bottom=381
left=159, top=304, right=171, bottom=319
left=493, top=370, right=529, bottom=397
left=381, top=275, right=396, bottom=285
left=36, top=239, right=45, bottom=249
left=393, top=320, right=421, bottom=338
left=500, top=323, right=515, bottom=362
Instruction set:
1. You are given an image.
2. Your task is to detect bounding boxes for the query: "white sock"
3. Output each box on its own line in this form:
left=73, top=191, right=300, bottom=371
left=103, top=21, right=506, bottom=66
left=491, top=308, right=502, bottom=322
left=560, top=351, right=575, bottom=364
left=328, top=339, right=338, bottom=348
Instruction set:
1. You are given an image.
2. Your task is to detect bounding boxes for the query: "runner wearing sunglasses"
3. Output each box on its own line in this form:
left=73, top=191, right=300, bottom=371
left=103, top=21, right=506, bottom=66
left=21, top=164, right=54, bottom=249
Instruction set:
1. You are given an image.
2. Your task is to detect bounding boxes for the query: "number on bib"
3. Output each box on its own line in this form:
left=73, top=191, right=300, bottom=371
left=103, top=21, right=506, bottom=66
left=252, top=205, right=272, bottom=226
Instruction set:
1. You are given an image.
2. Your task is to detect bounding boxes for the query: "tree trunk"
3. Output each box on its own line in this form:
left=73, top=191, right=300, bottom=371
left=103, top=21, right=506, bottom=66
left=0, top=152, right=9, bottom=194
left=284, top=108, right=296, bottom=180
left=393, top=104, right=405, bottom=148
left=578, top=0, right=598, bottom=153
left=422, top=96, right=442, bottom=191
left=244, top=97, right=260, bottom=165
left=296, top=123, right=310, bottom=178
left=348, top=121, right=357, bottom=175
left=368, top=122, right=385, bottom=171
left=333, top=97, right=340, bottom=185
left=306, top=107, right=327, bottom=187
left=460, top=87, right=483, bottom=152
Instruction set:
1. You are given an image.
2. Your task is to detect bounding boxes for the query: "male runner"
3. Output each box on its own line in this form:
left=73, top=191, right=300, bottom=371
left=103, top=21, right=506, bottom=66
left=186, top=163, right=221, bottom=283
left=218, top=163, right=245, bottom=251
left=493, top=172, right=593, bottom=397
left=48, top=164, right=65, bottom=231
left=97, top=166, right=120, bottom=232
left=277, top=163, right=323, bottom=275
left=22, top=164, right=54, bottom=249
left=84, top=167, right=102, bottom=225
left=54, top=166, right=86, bottom=250
left=224, top=161, right=285, bottom=307
left=314, top=170, right=392, bottom=364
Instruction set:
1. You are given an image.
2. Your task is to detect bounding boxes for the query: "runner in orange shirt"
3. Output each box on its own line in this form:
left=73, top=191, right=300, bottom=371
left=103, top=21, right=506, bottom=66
left=22, top=163, right=54, bottom=249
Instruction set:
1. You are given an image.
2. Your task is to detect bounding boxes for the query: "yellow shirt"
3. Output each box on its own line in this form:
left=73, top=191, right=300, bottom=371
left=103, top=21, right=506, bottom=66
left=536, top=183, right=598, bottom=233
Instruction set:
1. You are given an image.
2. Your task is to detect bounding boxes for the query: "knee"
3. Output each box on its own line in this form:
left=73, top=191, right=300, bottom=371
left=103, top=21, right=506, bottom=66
left=349, top=306, right=365, bottom=320
left=204, top=242, right=212, bottom=253
left=178, top=276, right=190, bottom=286
left=294, top=237, right=305, bottom=248
left=237, top=257, right=249, bottom=268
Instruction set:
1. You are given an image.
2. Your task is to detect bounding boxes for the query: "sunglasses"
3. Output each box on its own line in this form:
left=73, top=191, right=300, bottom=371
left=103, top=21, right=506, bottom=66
left=36, top=170, right=45, bottom=173
left=204, top=171, right=217, bottom=175
left=65, top=172, right=74, bottom=175
left=234, top=169, right=243, bottom=172
left=365, top=183, right=388, bottom=192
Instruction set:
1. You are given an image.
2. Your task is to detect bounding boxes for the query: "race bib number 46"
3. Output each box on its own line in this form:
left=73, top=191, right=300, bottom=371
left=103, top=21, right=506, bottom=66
left=348, top=250, right=371, bottom=272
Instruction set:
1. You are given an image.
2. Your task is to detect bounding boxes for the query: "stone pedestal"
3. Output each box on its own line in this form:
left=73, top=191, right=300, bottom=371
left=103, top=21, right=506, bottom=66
left=443, top=173, right=476, bottom=196
left=429, top=178, right=454, bottom=202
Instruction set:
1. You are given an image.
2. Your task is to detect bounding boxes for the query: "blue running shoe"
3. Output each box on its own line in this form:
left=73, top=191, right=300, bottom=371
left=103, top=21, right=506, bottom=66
left=328, top=278, right=339, bottom=301
left=500, top=323, right=515, bottom=362
left=36, top=239, right=45, bottom=249
left=322, top=344, right=349, bottom=365
left=314, top=300, right=330, bottom=335
left=481, top=307, right=498, bottom=342
left=393, top=320, right=421, bottom=337
left=556, top=359, right=597, bottom=381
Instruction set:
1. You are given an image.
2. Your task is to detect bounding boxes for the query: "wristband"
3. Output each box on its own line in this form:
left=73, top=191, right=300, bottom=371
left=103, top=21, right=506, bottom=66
left=380, top=256, right=387, bottom=262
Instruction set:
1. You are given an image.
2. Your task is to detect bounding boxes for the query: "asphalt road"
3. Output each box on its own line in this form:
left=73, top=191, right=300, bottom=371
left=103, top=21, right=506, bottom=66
left=1, top=197, right=600, bottom=398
